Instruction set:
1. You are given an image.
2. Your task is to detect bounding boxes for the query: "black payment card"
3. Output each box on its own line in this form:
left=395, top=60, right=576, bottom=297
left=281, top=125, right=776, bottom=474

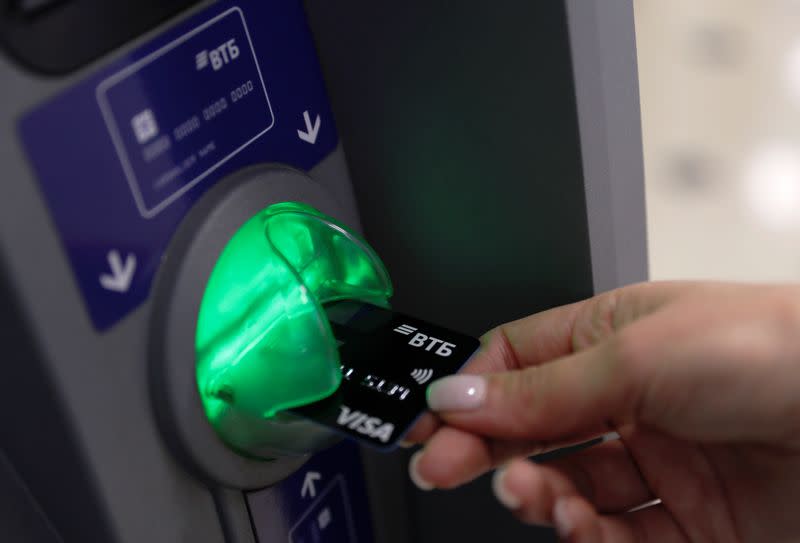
left=290, top=301, right=481, bottom=450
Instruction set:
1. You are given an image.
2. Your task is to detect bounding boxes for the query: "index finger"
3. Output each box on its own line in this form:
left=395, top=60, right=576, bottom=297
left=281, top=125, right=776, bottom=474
left=499, top=281, right=698, bottom=367
left=406, top=281, right=698, bottom=445
left=404, top=300, right=587, bottom=444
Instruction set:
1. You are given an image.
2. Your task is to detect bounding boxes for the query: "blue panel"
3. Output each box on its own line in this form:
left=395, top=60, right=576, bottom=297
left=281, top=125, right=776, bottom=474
left=247, top=441, right=375, bottom=542
left=18, top=0, right=338, bottom=330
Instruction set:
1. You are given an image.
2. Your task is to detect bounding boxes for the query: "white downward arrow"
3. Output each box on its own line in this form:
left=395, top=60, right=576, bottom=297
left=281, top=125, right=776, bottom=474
left=297, top=110, right=321, bottom=144
left=99, top=250, right=137, bottom=293
left=301, top=471, right=322, bottom=499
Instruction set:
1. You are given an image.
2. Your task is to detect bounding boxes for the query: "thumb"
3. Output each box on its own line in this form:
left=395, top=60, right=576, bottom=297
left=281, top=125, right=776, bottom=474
left=426, top=337, right=640, bottom=442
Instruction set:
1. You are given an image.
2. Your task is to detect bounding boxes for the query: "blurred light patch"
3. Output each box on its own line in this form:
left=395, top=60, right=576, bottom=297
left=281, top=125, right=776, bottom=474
left=690, top=23, right=745, bottom=69
left=784, top=39, right=800, bottom=104
left=743, top=144, right=800, bottom=230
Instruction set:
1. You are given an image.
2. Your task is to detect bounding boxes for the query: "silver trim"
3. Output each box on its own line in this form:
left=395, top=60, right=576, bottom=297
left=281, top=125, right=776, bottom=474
left=566, top=0, right=649, bottom=291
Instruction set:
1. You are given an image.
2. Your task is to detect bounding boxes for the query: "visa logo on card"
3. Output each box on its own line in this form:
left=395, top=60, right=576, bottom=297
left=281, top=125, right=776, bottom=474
left=290, top=301, right=480, bottom=450
left=336, top=405, right=396, bottom=444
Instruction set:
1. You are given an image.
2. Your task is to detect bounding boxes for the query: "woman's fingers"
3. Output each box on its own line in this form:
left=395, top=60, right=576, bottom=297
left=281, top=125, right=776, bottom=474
left=401, top=412, right=441, bottom=444
left=489, top=458, right=686, bottom=542
left=426, top=336, right=637, bottom=442
left=409, top=426, right=546, bottom=490
left=430, top=282, right=800, bottom=446
left=421, top=291, right=675, bottom=442
left=409, top=427, right=489, bottom=490
left=405, top=282, right=694, bottom=446
left=558, top=498, right=687, bottom=543
left=493, top=460, right=579, bottom=526
left=402, top=324, right=534, bottom=444
left=490, top=445, right=654, bottom=517
left=498, top=281, right=695, bottom=363
left=403, top=311, right=578, bottom=444
left=412, top=436, right=656, bottom=516
left=543, top=438, right=654, bottom=514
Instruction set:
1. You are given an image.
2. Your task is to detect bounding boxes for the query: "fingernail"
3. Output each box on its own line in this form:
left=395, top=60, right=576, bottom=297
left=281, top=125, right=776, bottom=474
left=408, top=451, right=434, bottom=491
left=553, top=498, right=574, bottom=539
left=492, top=467, right=521, bottom=510
left=426, top=375, right=487, bottom=411
left=398, top=440, right=414, bottom=449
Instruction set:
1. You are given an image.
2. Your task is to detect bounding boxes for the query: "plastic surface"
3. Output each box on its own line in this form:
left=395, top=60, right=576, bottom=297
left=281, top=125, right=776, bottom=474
left=246, top=440, right=374, bottom=542
left=17, top=0, right=339, bottom=331
left=195, top=202, right=392, bottom=456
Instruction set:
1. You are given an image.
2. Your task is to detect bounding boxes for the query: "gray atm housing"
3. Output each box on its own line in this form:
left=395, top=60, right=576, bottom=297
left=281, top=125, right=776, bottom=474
left=0, top=1, right=646, bottom=542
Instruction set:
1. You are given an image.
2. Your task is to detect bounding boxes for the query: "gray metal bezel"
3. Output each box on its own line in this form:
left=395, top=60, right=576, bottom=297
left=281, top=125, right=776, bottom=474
left=566, top=0, right=649, bottom=290
left=149, top=164, right=349, bottom=489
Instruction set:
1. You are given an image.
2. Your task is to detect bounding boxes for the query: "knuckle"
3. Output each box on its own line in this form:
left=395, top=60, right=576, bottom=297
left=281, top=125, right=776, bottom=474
left=513, top=504, right=549, bottom=526
left=477, top=326, right=521, bottom=372
left=571, top=290, right=620, bottom=351
left=607, top=329, right=645, bottom=379
left=767, top=296, right=800, bottom=443
left=769, top=294, right=800, bottom=353
left=494, top=326, right=523, bottom=370
left=502, top=368, right=548, bottom=430
left=603, top=330, right=650, bottom=419
left=621, top=333, right=648, bottom=372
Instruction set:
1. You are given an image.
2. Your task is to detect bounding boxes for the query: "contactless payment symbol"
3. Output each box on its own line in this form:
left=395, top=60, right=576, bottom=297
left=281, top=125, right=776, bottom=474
left=409, top=368, right=433, bottom=385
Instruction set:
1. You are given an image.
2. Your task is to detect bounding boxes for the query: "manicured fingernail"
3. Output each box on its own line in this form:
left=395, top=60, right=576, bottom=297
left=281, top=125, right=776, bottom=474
left=408, top=451, right=434, bottom=491
left=492, top=467, right=521, bottom=510
left=426, top=375, right=487, bottom=411
left=553, top=498, right=574, bottom=539
left=399, top=440, right=414, bottom=449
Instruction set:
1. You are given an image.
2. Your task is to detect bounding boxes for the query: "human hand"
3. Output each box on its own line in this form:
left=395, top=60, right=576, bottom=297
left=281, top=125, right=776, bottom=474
left=406, top=282, right=800, bottom=542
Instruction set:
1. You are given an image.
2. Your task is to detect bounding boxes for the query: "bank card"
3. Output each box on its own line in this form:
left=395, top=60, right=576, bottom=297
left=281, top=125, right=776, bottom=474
left=290, top=301, right=480, bottom=450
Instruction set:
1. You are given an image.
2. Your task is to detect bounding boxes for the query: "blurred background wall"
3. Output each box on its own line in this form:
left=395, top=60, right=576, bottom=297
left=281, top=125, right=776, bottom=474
left=635, top=1, right=800, bottom=281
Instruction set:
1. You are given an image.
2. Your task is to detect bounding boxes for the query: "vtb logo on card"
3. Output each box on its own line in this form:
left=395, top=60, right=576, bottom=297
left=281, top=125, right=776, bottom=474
left=291, top=301, right=480, bottom=449
left=393, top=323, right=457, bottom=357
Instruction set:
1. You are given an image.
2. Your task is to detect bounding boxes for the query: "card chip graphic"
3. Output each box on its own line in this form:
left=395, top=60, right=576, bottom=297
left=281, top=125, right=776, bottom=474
left=96, top=7, right=276, bottom=219
left=394, top=324, right=417, bottom=336
left=130, top=109, right=158, bottom=144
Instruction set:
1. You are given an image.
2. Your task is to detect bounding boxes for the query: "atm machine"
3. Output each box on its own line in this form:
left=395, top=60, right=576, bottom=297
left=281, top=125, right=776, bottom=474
left=0, top=1, right=646, bottom=542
